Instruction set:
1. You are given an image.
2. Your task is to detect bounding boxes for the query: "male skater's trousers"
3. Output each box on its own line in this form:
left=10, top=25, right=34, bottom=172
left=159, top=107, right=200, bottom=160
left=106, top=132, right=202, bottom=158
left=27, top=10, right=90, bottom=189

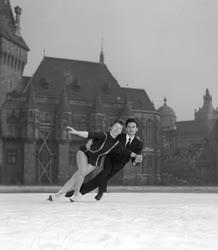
left=80, top=156, right=126, bottom=195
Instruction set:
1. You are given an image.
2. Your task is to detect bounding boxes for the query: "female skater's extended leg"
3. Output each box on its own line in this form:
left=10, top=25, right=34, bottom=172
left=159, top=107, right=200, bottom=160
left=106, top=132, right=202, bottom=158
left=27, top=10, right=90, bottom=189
left=72, top=151, right=96, bottom=200
left=47, top=171, right=79, bottom=201
left=55, top=171, right=79, bottom=197
left=48, top=150, right=95, bottom=201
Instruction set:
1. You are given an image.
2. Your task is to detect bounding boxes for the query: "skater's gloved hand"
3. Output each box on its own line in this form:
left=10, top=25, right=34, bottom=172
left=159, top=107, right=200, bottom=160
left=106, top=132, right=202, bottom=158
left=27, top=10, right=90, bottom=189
left=85, top=139, right=93, bottom=150
left=66, top=126, right=78, bottom=135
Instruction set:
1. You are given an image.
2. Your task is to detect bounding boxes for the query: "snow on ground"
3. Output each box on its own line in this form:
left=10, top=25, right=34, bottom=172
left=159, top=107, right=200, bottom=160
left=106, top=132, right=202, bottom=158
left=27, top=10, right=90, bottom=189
left=1, top=192, right=218, bottom=250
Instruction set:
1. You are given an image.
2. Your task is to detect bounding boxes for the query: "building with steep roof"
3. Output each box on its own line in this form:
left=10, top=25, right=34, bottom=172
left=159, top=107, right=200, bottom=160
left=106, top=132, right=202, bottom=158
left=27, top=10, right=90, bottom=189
left=0, top=0, right=160, bottom=185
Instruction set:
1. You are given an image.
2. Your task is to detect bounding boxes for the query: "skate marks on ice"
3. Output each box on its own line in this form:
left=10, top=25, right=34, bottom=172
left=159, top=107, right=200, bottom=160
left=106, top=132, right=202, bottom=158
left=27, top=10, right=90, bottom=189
left=0, top=193, right=218, bottom=250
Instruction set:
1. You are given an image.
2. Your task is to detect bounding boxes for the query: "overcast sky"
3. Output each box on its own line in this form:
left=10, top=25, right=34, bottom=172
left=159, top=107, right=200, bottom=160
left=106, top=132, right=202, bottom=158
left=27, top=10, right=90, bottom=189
left=10, top=0, right=218, bottom=121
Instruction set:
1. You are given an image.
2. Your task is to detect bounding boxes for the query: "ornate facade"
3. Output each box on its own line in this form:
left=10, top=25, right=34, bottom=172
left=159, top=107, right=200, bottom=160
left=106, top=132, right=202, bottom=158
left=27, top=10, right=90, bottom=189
left=0, top=0, right=161, bottom=185
left=158, top=90, right=218, bottom=184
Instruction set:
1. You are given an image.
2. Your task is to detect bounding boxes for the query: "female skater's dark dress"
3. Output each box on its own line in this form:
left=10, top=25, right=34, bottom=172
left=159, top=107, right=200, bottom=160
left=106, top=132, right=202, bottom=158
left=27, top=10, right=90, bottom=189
left=80, top=131, right=132, bottom=167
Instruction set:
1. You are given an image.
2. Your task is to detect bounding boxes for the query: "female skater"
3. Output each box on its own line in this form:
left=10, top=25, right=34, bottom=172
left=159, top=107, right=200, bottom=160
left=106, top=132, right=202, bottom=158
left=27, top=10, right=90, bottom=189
left=48, top=120, right=137, bottom=201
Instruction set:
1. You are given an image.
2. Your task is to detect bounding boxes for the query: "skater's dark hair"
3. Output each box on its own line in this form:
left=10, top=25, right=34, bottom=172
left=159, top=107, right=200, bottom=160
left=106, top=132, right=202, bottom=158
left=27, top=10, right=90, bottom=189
left=110, top=120, right=124, bottom=127
left=125, top=118, right=138, bottom=128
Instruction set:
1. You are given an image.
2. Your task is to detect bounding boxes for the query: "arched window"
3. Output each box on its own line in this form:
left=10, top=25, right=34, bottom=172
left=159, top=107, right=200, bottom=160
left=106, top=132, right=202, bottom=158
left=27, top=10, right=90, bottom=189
left=21, top=62, right=25, bottom=72
left=17, top=60, right=21, bottom=71
left=13, top=58, right=17, bottom=69
left=7, top=54, right=11, bottom=67
left=3, top=53, right=7, bottom=64
left=11, top=56, right=14, bottom=69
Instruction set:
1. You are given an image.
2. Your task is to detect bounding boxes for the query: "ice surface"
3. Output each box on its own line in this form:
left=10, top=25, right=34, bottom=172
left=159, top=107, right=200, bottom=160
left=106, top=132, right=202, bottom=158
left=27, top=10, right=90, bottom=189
left=1, top=192, right=218, bottom=250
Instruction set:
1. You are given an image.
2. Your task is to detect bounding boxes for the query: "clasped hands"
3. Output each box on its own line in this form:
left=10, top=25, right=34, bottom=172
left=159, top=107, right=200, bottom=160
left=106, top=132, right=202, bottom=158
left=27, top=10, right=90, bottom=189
left=134, top=154, right=143, bottom=163
left=132, top=154, right=143, bottom=166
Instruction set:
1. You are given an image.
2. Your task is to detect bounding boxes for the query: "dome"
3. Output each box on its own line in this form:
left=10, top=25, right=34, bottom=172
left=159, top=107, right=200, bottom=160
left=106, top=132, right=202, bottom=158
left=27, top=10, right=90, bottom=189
left=157, top=97, right=176, bottom=130
left=157, top=97, right=176, bottom=117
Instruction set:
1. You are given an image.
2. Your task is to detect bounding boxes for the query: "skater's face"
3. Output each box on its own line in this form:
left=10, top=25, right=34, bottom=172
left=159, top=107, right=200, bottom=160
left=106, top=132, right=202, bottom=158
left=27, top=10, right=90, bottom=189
left=110, top=122, right=123, bottom=138
left=126, top=122, right=138, bottom=136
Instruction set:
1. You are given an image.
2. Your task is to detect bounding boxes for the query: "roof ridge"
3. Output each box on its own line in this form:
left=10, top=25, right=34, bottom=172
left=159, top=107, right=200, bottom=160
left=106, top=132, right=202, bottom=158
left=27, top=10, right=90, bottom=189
left=44, top=56, right=103, bottom=65
left=122, top=87, right=146, bottom=92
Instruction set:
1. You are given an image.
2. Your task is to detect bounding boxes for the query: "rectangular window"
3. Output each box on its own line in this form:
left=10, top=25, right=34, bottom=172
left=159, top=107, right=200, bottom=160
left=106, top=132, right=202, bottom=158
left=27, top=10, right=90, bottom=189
left=72, top=114, right=87, bottom=130
left=7, top=149, right=17, bottom=164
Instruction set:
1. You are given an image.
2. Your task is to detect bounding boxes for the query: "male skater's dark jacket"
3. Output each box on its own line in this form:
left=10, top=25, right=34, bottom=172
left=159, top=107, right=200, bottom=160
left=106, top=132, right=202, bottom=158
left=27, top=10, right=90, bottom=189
left=66, top=133, right=143, bottom=196
left=107, top=133, right=143, bottom=168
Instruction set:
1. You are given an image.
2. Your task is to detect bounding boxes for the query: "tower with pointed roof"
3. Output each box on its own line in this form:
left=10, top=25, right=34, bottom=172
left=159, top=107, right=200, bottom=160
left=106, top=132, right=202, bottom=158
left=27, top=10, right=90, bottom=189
left=0, top=0, right=29, bottom=107
left=195, top=89, right=218, bottom=121
left=99, top=39, right=104, bottom=64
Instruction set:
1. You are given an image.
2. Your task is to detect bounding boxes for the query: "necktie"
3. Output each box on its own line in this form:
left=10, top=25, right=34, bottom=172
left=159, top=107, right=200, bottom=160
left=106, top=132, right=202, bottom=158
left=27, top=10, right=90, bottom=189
left=125, top=138, right=131, bottom=147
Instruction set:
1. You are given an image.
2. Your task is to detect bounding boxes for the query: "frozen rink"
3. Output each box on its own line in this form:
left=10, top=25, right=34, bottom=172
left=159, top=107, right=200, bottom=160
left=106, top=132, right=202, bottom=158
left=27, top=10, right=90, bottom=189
left=1, top=192, right=218, bottom=250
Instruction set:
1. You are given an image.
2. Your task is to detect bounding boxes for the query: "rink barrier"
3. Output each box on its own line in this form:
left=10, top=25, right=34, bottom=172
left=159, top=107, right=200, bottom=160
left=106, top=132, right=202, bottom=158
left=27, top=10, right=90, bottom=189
left=1, top=185, right=218, bottom=193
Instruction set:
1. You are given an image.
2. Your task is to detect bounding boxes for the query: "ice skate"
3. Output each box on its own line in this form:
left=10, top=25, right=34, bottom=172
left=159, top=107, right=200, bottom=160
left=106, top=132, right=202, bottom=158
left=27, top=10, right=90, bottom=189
left=47, top=195, right=53, bottom=201
left=69, top=192, right=82, bottom=202
left=65, top=190, right=75, bottom=198
left=95, top=192, right=103, bottom=201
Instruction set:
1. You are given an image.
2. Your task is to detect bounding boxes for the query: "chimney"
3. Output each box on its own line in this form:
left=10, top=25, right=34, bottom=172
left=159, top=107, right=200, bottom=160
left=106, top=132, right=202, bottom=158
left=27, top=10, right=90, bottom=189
left=14, top=6, right=22, bottom=36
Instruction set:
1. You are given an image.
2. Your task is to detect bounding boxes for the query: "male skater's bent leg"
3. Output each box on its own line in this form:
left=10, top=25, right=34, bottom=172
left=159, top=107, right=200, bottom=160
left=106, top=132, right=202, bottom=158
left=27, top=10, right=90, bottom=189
left=65, top=159, right=112, bottom=198
left=98, top=164, right=125, bottom=195
left=65, top=172, right=101, bottom=197
left=94, top=156, right=113, bottom=200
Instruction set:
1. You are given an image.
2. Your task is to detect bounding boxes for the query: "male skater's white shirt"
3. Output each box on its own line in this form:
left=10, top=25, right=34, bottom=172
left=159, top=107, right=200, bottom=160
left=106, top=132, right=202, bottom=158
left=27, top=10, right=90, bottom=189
left=125, top=134, right=134, bottom=145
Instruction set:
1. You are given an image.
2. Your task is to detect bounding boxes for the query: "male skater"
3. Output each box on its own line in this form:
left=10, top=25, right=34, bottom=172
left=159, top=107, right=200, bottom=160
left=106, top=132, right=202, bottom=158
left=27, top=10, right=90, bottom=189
left=65, top=118, right=143, bottom=201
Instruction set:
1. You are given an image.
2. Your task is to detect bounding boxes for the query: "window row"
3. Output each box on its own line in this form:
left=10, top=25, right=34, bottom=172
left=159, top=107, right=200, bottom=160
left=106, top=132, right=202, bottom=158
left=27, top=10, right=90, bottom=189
left=1, top=53, right=25, bottom=72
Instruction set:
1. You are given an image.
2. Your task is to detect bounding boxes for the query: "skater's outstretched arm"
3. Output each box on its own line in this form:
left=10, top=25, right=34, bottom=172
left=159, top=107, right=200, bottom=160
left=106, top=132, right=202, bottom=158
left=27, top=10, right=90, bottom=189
left=66, top=126, right=88, bottom=138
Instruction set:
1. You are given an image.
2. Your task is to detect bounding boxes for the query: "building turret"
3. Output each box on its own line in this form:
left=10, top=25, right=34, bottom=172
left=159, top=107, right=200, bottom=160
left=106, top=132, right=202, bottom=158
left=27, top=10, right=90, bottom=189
left=55, top=85, right=72, bottom=140
left=195, top=89, right=218, bottom=121
left=14, top=6, right=22, bottom=36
